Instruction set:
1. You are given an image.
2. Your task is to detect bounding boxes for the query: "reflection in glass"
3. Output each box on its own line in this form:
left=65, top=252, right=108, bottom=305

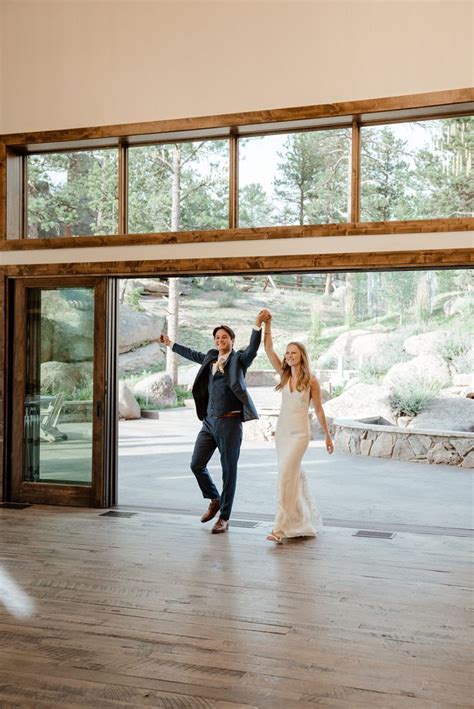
left=360, top=117, right=474, bottom=221
left=23, top=288, right=94, bottom=485
left=128, top=140, right=229, bottom=233
left=238, top=129, right=351, bottom=227
left=27, top=149, right=118, bottom=237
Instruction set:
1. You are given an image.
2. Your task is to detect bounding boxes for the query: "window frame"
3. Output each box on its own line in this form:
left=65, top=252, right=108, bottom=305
left=0, top=88, right=472, bottom=248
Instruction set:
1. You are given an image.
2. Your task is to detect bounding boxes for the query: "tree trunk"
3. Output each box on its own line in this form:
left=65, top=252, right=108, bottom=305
left=366, top=272, right=375, bottom=318
left=166, top=145, right=181, bottom=385
left=324, top=273, right=333, bottom=297
left=344, top=272, right=355, bottom=327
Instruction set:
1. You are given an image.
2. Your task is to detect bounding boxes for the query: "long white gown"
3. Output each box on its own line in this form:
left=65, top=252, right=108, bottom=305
left=273, top=382, right=322, bottom=538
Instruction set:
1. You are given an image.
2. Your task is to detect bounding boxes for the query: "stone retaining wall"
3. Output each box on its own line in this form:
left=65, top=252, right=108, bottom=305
left=334, top=418, right=474, bottom=468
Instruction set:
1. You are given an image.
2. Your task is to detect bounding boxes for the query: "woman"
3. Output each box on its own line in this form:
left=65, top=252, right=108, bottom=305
left=263, top=315, right=334, bottom=543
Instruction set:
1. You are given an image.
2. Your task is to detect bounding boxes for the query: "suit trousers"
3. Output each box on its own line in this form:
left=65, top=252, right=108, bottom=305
left=190, top=416, right=243, bottom=521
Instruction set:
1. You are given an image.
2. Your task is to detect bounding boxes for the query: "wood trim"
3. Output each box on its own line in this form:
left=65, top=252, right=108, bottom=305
left=1, top=248, right=472, bottom=280
left=15, top=482, right=93, bottom=506
left=0, top=144, right=6, bottom=241
left=5, top=149, right=23, bottom=239
left=0, top=271, right=5, bottom=501
left=10, top=281, right=27, bottom=500
left=229, top=134, right=238, bottom=229
left=118, top=145, right=126, bottom=235
left=351, top=121, right=361, bottom=222
left=93, top=279, right=106, bottom=507
left=8, top=276, right=107, bottom=506
left=1, top=88, right=472, bottom=146
left=1, top=217, right=472, bottom=251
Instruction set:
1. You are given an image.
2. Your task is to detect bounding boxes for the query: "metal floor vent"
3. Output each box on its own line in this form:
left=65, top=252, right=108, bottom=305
left=230, top=520, right=260, bottom=528
left=353, top=530, right=396, bottom=539
left=0, top=502, right=32, bottom=509
left=100, top=511, right=137, bottom=518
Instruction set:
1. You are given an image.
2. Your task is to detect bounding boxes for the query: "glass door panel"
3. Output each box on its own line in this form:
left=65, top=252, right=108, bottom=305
left=11, top=278, right=109, bottom=507
left=23, top=287, right=94, bottom=486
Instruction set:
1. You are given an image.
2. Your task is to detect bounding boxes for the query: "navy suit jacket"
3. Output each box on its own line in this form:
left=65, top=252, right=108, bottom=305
left=172, top=327, right=261, bottom=422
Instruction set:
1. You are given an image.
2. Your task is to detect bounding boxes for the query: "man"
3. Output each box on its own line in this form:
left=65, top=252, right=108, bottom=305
left=160, top=310, right=269, bottom=534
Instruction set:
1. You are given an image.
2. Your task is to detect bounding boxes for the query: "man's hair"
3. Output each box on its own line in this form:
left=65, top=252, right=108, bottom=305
left=212, top=324, right=235, bottom=341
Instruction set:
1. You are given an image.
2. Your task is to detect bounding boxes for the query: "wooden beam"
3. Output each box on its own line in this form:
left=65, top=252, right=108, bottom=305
left=1, top=88, right=472, bottom=147
left=1, top=217, right=472, bottom=251
left=1, top=248, right=472, bottom=279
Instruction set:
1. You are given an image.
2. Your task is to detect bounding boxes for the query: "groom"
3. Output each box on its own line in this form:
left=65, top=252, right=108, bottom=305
left=160, top=310, right=269, bottom=533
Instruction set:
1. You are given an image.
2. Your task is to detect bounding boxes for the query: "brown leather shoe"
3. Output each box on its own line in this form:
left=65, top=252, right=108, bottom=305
left=201, top=498, right=220, bottom=523
left=212, top=517, right=229, bottom=534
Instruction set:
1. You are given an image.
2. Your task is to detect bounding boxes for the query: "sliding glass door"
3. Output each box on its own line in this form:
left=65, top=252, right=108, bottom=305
left=10, top=277, right=117, bottom=506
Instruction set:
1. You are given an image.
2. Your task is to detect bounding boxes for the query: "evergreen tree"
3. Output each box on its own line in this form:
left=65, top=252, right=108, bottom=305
left=360, top=127, right=414, bottom=221
left=273, top=130, right=350, bottom=225
left=412, top=117, right=473, bottom=218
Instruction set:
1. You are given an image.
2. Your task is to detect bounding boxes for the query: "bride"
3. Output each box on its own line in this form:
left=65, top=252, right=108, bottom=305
left=263, top=313, right=334, bottom=543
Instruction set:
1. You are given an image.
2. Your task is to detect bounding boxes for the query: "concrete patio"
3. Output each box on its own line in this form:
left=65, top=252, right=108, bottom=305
left=118, top=399, right=473, bottom=533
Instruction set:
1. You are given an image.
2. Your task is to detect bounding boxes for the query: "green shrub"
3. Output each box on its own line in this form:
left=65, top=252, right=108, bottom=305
left=389, top=376, right=442, bottom=417
left=436, top=330, right=471, bottom=361
left=452, top=352, right=473, bottom=374
left=71, top=383, right=94, bottom=401
left=125, top=287, right=144, bottom=312
left=176, top=385, right=193, bottom=407
left=309, top=306, right=322, bottom=360
left=135, top=385, right=192, bottom=410
left=358, top=335, right=409, bottom=383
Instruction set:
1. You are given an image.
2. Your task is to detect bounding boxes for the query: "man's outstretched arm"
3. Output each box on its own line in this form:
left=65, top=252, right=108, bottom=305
left=159, top=333, right=206, bottom=365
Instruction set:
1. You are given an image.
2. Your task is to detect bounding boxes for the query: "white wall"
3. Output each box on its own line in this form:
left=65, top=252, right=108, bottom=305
left=0, top=0, right=472, bottom=265
left=1, top=0, right=472, bottom=134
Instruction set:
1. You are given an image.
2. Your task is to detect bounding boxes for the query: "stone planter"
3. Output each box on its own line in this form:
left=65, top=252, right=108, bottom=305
left=333, top=417, right=474, bottom=467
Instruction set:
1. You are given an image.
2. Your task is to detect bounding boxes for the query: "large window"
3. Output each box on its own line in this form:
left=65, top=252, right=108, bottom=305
left=27, top=149, right=118, bottom=237
left=128, top=139, right=229, bottom=233
left=238, top=129, right=351, bottom=227
left=361, top=117, right=473, bottom=221
left=15, top=102, right=473, bottom=240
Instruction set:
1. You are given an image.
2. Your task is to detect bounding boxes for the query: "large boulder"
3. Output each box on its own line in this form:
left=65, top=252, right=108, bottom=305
left=39, top=290, right=94, bottom=363
left=123, top=278, right=169, bottom=296
left=118, top=342, right=165, bottom=375
left=443, top=295, right=472, bottom=316
left=323, top=383, right=394, bottom=423
left=384, top=354, right=451, bottom=389
left=118, top=305, right=165, bottom=354
left=408, top=396, right=474, bottom=433
left=403, top=331, right=448, bottom=357
left=317, top=329, right=392, bottom=368
left=40, top=361, right=93, bottom=396
left=118, top=382, right=141, bottom=420
left=133, top=372, right=177, bottom=407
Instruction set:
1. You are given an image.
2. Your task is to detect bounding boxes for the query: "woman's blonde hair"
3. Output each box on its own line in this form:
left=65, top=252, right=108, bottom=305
left=276, top=341, right=312, bottom=392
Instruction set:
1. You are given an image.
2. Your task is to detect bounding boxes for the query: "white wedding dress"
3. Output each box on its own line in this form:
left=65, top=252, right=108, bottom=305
left=273, top=382, right=322, bottom=538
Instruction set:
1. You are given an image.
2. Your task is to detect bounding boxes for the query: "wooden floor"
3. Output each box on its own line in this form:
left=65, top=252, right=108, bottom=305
left=0, top=506, right=472, bottom=708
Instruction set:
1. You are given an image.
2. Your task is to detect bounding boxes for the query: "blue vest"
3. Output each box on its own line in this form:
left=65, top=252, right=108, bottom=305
left=206, top=367, right=243, bottom=418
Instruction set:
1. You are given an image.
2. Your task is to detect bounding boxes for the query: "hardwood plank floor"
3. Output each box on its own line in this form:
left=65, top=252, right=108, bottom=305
left=0, top=506, right=472, bottom=708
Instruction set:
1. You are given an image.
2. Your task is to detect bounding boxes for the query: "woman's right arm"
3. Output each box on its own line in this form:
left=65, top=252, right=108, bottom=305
left=264, top=320, right=283, bottom=373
